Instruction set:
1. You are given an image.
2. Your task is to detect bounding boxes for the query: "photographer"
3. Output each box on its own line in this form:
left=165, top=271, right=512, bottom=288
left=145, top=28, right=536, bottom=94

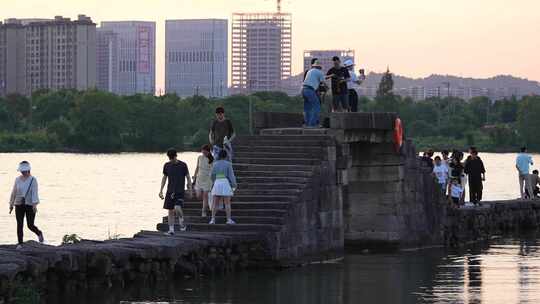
left=343, top=59, right=366, bottom=112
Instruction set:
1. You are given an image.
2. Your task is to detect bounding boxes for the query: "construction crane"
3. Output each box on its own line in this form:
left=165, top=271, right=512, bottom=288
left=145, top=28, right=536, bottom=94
left=265, top=0, right=284, bottom=13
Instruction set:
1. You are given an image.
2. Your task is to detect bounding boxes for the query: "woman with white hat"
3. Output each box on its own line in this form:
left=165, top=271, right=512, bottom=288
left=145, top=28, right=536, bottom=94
left=9, top=161, right=44, bottom=249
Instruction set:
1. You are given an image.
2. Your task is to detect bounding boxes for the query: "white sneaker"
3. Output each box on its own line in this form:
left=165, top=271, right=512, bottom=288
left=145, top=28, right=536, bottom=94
left=164, top=231, right=175, bottom=236
left=209, top=218, right=215, bottom=225
left=179, top=224, right=187, bottom=232
left=464, top=202, right=475, bottom=208
left=16, top=244, right=23, bottom=250
left=226, top=219, right=236, bottom=225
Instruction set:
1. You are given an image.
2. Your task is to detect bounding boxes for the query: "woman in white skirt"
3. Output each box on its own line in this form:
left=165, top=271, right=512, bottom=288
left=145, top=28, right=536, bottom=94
left=194, top=144, right=214, bottom=217
left=210, top=149, right=237, bottom=224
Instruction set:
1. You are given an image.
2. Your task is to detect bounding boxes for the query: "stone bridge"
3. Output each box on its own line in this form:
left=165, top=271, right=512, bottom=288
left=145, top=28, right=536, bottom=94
left=2, top=111, right=540, bottom=302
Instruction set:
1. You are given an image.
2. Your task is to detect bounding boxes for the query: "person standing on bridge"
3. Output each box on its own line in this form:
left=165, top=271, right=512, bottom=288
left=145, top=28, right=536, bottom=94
left=343, top=59, right=366, bottom=112
left=209, top=107, right=235, bottom=162
left=327, top=56, right=351, bottom=112
left=9, top=161, right=44, bottom=250
left=209, top=150, right=237, bottom=225
left=159, top=148, right=192, bottom=235
left=302, top=59, right=326, bottom=127
left=516, top=147, right=534, bottom=200
left=464, top=147, right=486, bottom=206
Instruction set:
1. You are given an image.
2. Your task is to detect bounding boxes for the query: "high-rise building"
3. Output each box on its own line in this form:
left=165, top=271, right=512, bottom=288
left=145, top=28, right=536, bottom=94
left=96, top=29, right=119, bottom=93
left=303, top=50, right=355, bottom=73
left=98, top=21, right=155, bottom=95
left=0, top=15, right=96, bottom=96
left=231, top=12, right=292, bottom=93
left=165, top=19, right=228, bottom=97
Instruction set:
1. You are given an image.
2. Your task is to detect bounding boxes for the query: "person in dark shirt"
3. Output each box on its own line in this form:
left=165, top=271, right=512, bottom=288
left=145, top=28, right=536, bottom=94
left=326, top=56, right=351, bottom=112
left=209, top=107, right=235, bottom=161
left=421, top=149, right=435, bottom=169
left=159, top=148, right=192, bottom=235
left=464, top=147, right=486, bottom=205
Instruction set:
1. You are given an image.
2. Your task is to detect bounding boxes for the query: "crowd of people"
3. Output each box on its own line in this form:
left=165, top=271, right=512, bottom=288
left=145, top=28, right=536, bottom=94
left=426, top=146, right=540, bottom=208
left=8, top=106, right=239, bottom=248
left=301, top=56, right=366, bottom=127
left=159, top=106, right=238, bottom=236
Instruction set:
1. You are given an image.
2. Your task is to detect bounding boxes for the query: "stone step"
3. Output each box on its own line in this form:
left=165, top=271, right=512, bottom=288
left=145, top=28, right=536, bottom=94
left=184, top=195, right=296, bottom=203
left=235, top=182, right=307, bottom=190
left=234, top=139, right=328, bottom=147
left=233, top=189, right=302, bottom=196
left=182, top=201, right=290, bottom=210
left=164, top=216, right=285, bottom=225
left=234, top=151, right=323, bottom=160
left=260, top=128, right=331, bottom=136
left=182, top=208, right=287, bottom=217
left=234, top=163, right=315, bottom=172
left=238, top=135, right=332, bottom=142
left=234, top=158, right=321, bottom=166
left=235, top=171, right=313, bottom=178
left=157, top=223, right=282, bottom=233
left=235, top=146, right=323, bottom=154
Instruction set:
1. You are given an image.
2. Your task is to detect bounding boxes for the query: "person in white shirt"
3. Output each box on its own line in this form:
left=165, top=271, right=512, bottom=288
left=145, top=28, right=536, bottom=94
left=343, top=59, right=366, bottom=112
left=449, top=178, right=464, bottom=208
left=8, top=161, right=44, bottom=249
left=433, top=156, right=449, bottom=194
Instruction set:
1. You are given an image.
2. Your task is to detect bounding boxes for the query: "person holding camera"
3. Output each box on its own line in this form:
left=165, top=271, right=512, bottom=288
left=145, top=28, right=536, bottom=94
left=343, top=59, right=366, bottom=112
left=159, top=148, right=193, bottom=235
left=9, top=161, right=44, bottom=250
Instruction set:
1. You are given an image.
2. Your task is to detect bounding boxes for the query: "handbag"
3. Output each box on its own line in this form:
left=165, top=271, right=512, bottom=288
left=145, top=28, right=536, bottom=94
left=20, top=177, right=34, bottom=205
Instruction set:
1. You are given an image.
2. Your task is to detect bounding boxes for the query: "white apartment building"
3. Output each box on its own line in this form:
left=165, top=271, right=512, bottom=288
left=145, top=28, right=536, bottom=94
left=165, top=19, right=228, bottom=97
left=98, top=21, right=155, bottom=95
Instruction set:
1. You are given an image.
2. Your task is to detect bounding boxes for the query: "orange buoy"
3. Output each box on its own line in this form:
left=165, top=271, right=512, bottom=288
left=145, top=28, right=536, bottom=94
left=393, top=117, right=403, bottom=152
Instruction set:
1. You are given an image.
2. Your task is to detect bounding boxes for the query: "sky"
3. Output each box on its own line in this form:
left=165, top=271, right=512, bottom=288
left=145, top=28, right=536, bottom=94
left=2, top=0, right=539, bottom=91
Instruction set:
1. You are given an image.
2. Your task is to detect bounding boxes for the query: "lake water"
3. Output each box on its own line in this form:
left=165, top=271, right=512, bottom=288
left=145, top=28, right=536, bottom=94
left=1, top=152, right=538, bottom=304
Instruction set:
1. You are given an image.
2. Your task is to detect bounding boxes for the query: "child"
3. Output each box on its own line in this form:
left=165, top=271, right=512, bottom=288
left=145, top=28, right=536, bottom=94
left=433, top=156, right=449, bottom=194
left=449, top=178, right=464, bottom=208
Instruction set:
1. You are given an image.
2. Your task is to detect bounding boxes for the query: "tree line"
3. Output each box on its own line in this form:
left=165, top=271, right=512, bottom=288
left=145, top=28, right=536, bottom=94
left=0, top=89, right=539, bottom=153
left=0, top=90, right=302, bottom=152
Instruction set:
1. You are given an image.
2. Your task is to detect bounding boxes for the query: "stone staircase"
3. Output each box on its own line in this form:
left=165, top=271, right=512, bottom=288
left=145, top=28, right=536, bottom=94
left=157, top=129, right=342, bottom=261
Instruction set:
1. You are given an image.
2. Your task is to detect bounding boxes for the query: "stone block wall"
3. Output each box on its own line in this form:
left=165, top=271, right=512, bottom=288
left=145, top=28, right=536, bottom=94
left=328, top=113, right=446, bottom=249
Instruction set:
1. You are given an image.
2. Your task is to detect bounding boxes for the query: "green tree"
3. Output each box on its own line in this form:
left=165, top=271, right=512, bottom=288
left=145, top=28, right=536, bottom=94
left=517, top=96, right=540, bottom=150
left=376, top=67, right=394, bottom=98
left=70, top=91, right=127, bottom=152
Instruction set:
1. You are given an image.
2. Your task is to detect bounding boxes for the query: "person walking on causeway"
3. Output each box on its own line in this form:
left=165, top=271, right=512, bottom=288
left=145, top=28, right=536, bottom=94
left=9, top=161, right=44, bottom=250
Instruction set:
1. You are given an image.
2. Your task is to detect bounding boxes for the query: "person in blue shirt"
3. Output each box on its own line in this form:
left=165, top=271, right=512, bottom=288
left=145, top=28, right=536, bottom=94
left=516, top=146, right=534, bottom=199
left=302, top=59, right=327, bottom=127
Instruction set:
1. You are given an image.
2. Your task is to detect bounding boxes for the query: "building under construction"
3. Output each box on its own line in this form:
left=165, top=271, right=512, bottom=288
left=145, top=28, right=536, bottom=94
left=231, top=12, right=291, bottom=93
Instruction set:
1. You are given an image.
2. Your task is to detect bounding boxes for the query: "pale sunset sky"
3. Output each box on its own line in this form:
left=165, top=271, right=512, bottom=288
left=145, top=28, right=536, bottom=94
left=2, top=0, right=539, bottom=91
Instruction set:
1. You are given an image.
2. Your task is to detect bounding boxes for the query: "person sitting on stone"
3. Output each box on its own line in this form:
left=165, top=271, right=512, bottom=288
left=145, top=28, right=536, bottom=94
left=525, top=169, right=540, bottom=199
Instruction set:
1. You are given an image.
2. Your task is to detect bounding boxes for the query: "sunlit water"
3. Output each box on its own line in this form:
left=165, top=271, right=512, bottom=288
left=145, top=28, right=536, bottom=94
left=1, top=152, right=539, bottom=304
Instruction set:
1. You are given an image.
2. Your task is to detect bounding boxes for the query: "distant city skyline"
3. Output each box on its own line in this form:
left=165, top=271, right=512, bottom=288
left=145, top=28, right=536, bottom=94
left=2, top=0, right=539, bottom=93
